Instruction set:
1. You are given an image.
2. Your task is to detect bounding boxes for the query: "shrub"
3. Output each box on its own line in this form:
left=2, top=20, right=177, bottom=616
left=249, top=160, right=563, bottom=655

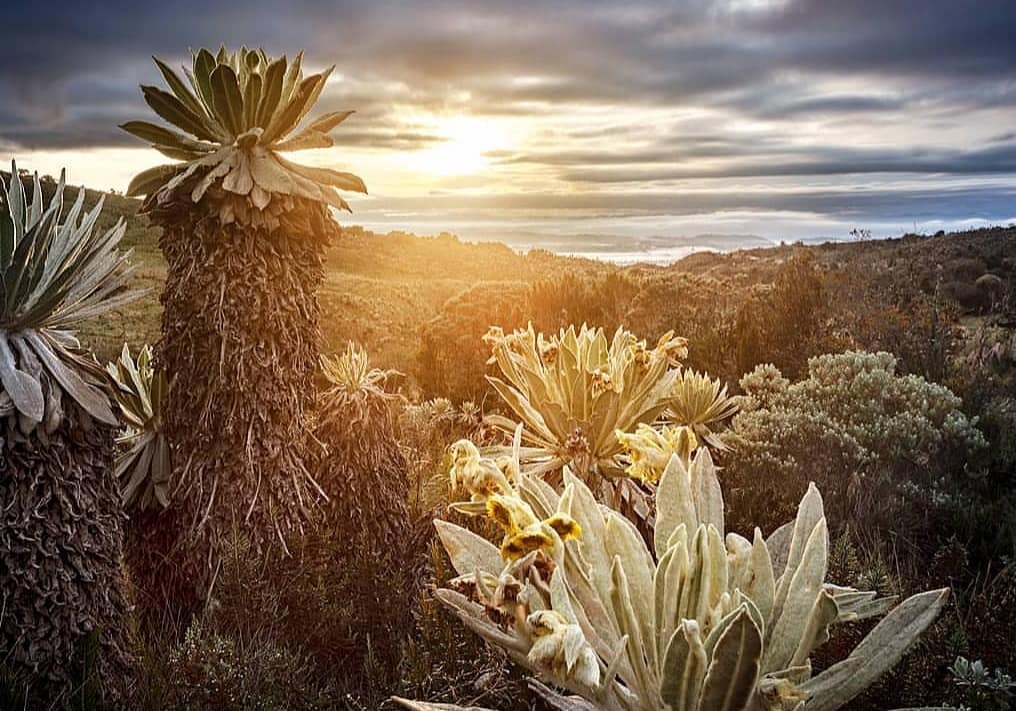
left=625, top=272, right=739, bottom=381
left=845, top=291, right=959, bottom=383
left=943, top=281, right=990, bottom=313
left=528, top=270, right=636, bottom=333
left=158, top=621, right=337, bottom=709
left=416, top=282, right=531, bottom=402
left=726, top=352, right=987, bottom=549
left=946, top=257, right=987, bottom=283
left=731, top=251, right=847, bottom=380
left=950, top=656, right=1015, bottom=710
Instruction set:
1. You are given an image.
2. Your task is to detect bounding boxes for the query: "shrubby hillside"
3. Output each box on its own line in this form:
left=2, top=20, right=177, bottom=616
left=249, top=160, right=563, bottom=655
left=62, top=174, right=1014, bottom=394
left=8, top=170, right=1016, bottom=709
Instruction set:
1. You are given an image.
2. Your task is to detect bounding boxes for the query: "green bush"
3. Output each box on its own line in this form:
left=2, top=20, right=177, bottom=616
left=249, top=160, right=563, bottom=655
left=731, top=250, right=846, bottom=380
left=950, top=656, right=1015, bottom=710
left=157, top=621, right=336, bottom=709
left=726, top=351, right=987, bottom=549
left=527, top=270, right=637, bottom=333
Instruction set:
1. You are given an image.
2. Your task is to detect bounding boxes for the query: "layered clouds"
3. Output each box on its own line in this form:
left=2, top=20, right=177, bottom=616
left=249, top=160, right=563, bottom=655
left=2, top=0, right=1014, bottom=257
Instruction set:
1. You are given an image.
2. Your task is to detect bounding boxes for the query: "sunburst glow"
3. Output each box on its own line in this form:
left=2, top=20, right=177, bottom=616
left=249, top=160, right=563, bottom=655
left=409, top=115, right=511, bottom=176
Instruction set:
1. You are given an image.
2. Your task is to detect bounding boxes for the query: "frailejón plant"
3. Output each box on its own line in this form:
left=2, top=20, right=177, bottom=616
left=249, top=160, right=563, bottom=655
left=313, top=343, right=425, bottom=678
left=106, top=343, right=171, bottom=511
left=666, top=368, right=739, bottom=450
left=0, top=166, right=131, bottom=435
left=482, top=323, right=688, bottom=521
left=122, top=46, right=366, bottom=609
left=123, top=46, right=366, bottom=225
left=430, top=427, right=948, bottom=710
left=483, top=324, right=687, bottom=480
left=0, top=164, right=134, bottom=705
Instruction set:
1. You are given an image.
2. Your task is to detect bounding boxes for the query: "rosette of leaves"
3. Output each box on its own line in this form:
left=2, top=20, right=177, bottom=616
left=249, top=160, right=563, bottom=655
left=123, top=46, right=366, bottom=227
left=106, top=343, right=171, bottom=511
left=483, top=323, right=686, bottom=522
left=422, top=435, right=948, bottom=711
left=666, top=368, right=739, bottom=449
left=0, top=164, right=134, bottom=705
left=0, top=167, right=132, bottom=436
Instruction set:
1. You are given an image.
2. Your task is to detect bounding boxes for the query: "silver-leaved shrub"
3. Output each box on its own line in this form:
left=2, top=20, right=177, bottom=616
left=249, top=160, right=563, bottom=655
left=727, top=350, right=987, bottom=537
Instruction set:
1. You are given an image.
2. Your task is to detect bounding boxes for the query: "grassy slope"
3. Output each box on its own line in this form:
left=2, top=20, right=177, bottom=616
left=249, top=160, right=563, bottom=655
left=71, top=190, right=165, bottom=359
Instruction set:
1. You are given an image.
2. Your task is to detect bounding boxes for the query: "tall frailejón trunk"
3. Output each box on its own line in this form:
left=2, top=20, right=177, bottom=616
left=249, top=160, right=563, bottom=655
left=1, top=402, right=131, bottom=708
left=121, top=47, right=368, bottom=613
left=141, top=190, right=338, bottom=603
left=0, top=166, right=136, bottom=708
left=307, top=345, right=430, bottom=683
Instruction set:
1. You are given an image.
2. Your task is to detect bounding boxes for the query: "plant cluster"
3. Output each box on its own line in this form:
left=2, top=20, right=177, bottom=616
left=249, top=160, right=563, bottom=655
left=478, top=323, right=736, bottom=528
left=950, top=656, right=1015, bottom=711
left=4, top=35, right=1013, bottom=711
left=423, top=427, right=947, bottom=710
left=417, top=281, right=532, bottom=402
left=107, top=343, right=171, bottom=511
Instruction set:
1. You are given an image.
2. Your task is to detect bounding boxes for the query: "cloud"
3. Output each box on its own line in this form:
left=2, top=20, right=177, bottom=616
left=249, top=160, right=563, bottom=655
left=559, top=143, right=1016, bottom=183
left=355, top=182, right=1016, bottom=219
left=3, top=0, right=1014, bottom=145
left=0, top=0, right=1013, bottom=237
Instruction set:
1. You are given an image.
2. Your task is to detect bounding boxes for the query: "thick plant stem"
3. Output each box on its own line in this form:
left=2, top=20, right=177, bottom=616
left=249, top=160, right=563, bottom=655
left=139, top=193, right=339, bottom=612
left=0, top=408, right=131, bottom=708
left=312, top=390, right=427, bottom=677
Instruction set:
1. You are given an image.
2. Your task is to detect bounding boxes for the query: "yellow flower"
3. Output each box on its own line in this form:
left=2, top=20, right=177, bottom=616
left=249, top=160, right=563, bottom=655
left=482, top=325, right=505, bottom=347
left=758, top=677, right=808, bottom=710
left=668, top=425, right=698, bottom=462
left=655, top=332, right=690, bottom=365
left=591, top=368, right=614, bottom=395
left=451, top=566, right=529, bottom=627
left=502, top=529, right=556, bottom=561
left=495, top=454, right=520, bottom=489
left=615, top=423, right=698, bottom=482
left=538, top=337, right=559, bottom=365
left=545, top=512, right=582, bottom=540
left=632, top=342, right=652, bottom=371
left=488, top=495, right=582, bottom=561
left=486, top=493, right=539, bottom=533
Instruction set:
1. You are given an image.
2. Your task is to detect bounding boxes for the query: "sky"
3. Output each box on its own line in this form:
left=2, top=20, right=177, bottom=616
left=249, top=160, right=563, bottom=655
left=1, top=0, right=1015, bottom=261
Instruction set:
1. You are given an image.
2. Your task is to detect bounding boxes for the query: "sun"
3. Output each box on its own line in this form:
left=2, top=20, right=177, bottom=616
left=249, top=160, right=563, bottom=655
left=410, top=115, right=509, bottom=176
